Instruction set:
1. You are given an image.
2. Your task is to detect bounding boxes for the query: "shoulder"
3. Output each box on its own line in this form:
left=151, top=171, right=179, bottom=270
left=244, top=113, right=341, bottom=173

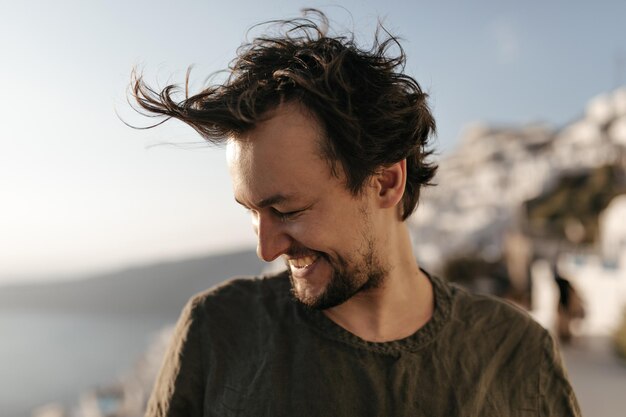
left=450, top=282, right=542, bottom=329
left=436, top=280, right=582, bottom=415
left=190, top=269, right=290, bottom=305
left=444, top=281, right=548, bottom=350
left=181, top=269, right=292, bottom=327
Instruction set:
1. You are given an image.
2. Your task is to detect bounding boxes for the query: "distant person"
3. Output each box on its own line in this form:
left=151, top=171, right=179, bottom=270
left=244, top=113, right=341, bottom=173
left=131, top=10, right=581, bottom=417
left=553, top=263, right=586, bottom=343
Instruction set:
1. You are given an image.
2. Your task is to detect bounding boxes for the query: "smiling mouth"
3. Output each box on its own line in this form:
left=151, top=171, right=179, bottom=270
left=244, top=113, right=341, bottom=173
left=287, top=254, right=319, bottom=269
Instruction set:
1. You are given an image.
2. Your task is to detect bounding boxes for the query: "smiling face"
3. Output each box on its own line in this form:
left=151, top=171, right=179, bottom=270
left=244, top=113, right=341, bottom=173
left=227, top=102, right=388, bottom=309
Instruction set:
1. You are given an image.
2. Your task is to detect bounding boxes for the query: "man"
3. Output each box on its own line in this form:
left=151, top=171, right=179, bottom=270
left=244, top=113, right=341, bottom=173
left=132, top=11, right=581, bottom=417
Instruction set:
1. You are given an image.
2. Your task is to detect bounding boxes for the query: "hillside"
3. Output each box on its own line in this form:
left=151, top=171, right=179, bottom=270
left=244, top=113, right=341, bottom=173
left=0, top=249, right=266, bottom=318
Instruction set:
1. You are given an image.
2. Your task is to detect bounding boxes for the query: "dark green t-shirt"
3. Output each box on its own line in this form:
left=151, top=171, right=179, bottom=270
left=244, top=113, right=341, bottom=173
left=146, top=271, right=581, bottom=417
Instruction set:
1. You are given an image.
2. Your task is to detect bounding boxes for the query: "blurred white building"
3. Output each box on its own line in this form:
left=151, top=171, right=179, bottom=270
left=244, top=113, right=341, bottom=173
left=411, top=87, right=626, bottom=337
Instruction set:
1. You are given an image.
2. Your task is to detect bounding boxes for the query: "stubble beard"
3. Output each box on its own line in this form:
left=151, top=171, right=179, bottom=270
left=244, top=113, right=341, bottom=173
left=288, top=236, right=388, bottom=310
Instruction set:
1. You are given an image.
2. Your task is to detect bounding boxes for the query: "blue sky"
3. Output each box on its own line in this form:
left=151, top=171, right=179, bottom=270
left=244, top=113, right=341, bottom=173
left=1, top=0, right=624, bottom=284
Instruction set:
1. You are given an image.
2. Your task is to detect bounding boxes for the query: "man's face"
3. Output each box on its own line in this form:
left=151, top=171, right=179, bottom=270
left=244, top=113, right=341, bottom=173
left=227, top=102, right=387, bottom=309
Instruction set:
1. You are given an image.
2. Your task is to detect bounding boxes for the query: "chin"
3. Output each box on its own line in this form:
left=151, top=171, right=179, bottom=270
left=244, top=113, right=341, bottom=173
left=290, top=272, right=331, bottom=306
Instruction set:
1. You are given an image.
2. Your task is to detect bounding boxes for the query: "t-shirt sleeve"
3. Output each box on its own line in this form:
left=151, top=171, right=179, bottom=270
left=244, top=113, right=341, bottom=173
left=539, top=330, right=582, bottom=417
left=145, top=295, right=208, bottom=417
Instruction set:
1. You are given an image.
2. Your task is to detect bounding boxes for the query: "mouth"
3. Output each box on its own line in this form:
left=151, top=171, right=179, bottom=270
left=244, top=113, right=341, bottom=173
left=287, top=254, right=319, bottom=270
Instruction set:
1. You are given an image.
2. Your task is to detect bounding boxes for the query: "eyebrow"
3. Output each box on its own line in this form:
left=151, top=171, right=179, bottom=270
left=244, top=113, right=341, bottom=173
left=235, top=193, right=294, bottom=209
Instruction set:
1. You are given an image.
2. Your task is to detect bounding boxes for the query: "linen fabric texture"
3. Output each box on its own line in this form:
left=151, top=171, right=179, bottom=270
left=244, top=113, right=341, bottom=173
left=145, top=271, right=581, bottom=417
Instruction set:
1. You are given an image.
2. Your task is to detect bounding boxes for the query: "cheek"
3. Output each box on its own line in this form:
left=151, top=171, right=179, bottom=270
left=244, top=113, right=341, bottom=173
left=288, top=217, right=353, bottom=255
left=284, top=195, right=366, bottom=250
left=285, top=217, right=329, bottom=250
left=285, top=221, right=315, bottom=243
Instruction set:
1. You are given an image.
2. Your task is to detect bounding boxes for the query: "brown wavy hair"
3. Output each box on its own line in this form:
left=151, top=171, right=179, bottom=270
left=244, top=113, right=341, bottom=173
left=130, top=9, right=437, bottom=220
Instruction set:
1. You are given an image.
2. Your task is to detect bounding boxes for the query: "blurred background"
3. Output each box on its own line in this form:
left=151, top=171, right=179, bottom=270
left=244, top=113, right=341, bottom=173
left=1, top=0, right=625, bottom=416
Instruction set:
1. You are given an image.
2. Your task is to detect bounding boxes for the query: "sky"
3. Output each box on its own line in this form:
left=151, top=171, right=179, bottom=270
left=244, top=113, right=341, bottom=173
left=0, top=0, right=624, bottom=285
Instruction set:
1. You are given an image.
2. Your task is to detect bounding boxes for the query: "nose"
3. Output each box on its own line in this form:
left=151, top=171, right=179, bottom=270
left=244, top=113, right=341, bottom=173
left=254, top=213, right=292, bottom=262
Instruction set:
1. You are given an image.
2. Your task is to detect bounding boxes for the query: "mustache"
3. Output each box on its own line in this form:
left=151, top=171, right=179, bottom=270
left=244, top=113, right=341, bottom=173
left=284, top=245, right=324, bottom=259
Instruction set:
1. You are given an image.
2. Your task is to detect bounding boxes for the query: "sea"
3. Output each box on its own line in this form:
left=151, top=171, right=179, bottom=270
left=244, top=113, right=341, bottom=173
left=0, top=310, right=174, bottom=417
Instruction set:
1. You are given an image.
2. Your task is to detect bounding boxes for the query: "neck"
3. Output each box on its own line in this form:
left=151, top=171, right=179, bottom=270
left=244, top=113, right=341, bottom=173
left=322, top=223, right=434, bottom=342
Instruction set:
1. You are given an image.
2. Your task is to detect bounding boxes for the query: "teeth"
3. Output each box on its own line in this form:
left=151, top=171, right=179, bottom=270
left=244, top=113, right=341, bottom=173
left=288, top=255, right=318, bottom=269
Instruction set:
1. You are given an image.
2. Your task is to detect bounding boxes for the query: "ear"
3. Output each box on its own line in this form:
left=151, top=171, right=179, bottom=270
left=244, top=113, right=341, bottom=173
left=373, top=159, right=406, bottom=210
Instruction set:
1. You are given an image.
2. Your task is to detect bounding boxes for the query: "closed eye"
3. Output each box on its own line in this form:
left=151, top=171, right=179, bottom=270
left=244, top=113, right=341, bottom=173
left=272, top=207, right=304, bottom=221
